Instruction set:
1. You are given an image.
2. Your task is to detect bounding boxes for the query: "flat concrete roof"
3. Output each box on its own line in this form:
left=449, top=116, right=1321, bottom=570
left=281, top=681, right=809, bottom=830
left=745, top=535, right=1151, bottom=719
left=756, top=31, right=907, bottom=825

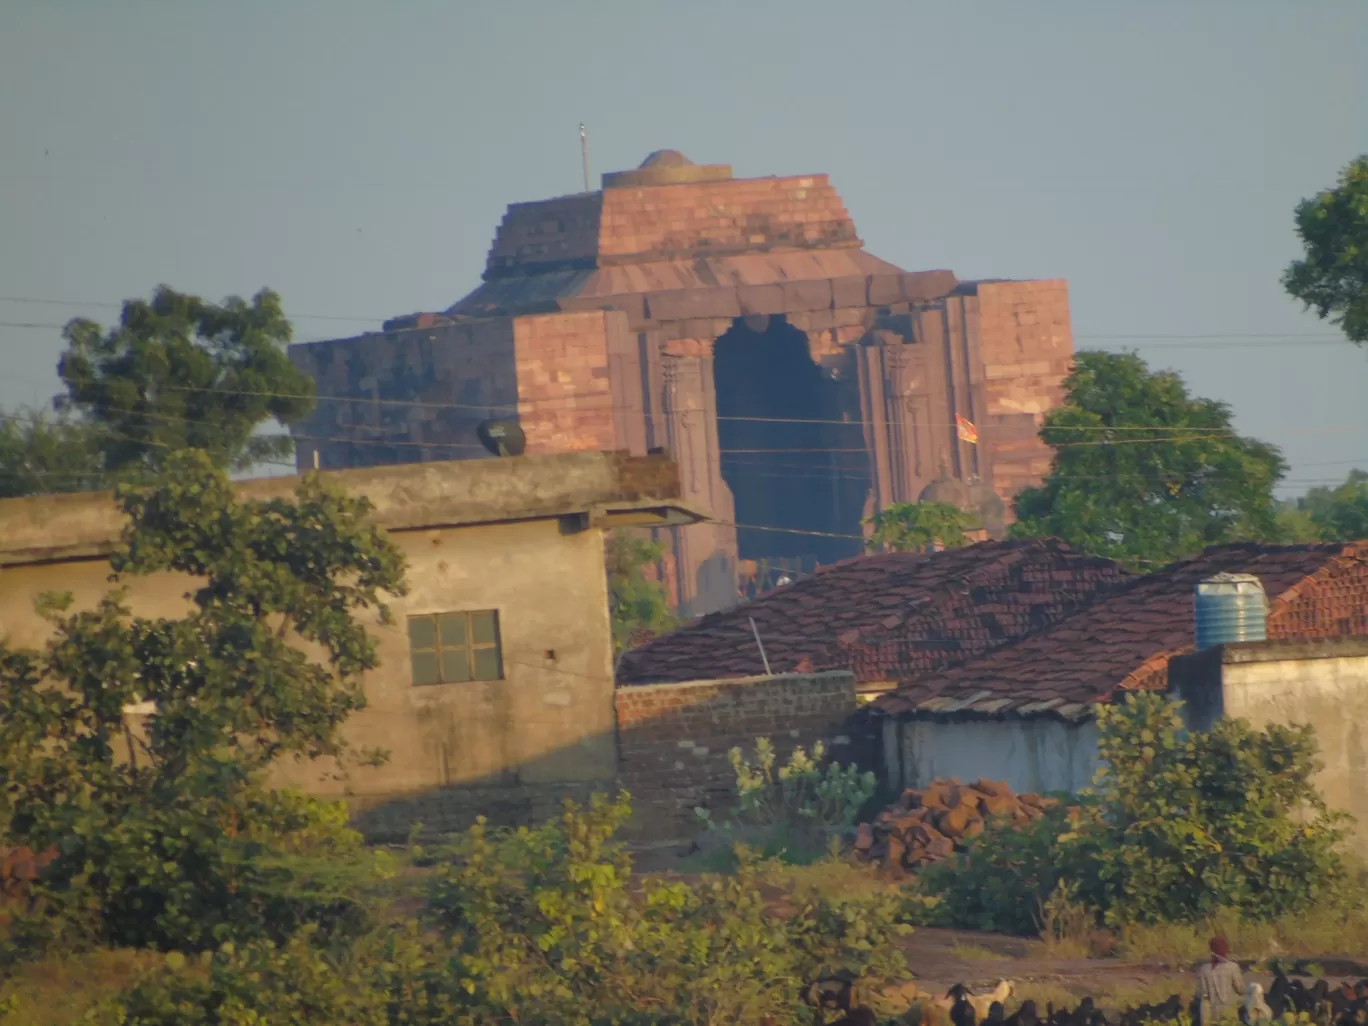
left=0, top=450, right=706, bottom=567
left=1182, top=637, right=1368, bottom=665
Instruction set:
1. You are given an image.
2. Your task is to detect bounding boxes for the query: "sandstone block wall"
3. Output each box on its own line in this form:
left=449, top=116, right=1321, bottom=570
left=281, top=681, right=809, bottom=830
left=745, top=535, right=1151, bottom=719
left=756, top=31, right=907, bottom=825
left=485, top=175, right=859, bottom=278
left=976, top=280, right=1074, bottom=501
left=513, top=310, right=625, bottom=454
left=289, top=318, right=518, bottom=468
left=289, top=310, right=637, bottom=468
left=614, top=671, right=860, bottom=840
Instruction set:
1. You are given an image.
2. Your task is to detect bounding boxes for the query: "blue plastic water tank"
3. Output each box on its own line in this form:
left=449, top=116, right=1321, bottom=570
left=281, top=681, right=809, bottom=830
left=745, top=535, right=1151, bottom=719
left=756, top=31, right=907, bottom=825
left=1194, top=572, right=1268, bottom=651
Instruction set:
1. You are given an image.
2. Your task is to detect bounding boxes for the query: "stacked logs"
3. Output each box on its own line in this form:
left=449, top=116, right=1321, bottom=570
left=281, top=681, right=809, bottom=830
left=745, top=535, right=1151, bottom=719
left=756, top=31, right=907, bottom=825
left=0, top=846, right=57, bottom=902
left=853, top=778, right=1059, bottom=876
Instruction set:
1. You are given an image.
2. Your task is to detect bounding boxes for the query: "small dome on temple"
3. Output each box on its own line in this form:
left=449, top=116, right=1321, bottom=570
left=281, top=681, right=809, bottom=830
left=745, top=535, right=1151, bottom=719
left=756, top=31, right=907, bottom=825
left=640, top=150, right=695, bottom=169
left=918, top=476, right=972, bottom=507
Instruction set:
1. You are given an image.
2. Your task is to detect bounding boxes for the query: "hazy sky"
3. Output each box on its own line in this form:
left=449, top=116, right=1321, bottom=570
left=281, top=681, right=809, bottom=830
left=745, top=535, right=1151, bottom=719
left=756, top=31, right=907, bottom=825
left=2, top=2, right=1365, bottom=495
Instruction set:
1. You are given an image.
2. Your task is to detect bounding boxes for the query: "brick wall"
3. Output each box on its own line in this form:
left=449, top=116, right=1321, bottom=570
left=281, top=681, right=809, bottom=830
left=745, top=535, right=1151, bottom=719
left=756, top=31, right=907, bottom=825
left=486, top=192, right=606, bottom=277
left=596, top=175, right=858, bottom=263
left=512, top=310, right=626, bottom=454
left=288, top=319, right=519, bottom=470
left=976, top=280, right=1074, bottom=502
left=614, top=671, right=859, bottom=840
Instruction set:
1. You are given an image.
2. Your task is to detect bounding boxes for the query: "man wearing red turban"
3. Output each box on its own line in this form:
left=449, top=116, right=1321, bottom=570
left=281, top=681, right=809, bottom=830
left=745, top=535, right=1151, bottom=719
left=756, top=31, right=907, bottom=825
left=1195, top=936, right=1244, bottom=1024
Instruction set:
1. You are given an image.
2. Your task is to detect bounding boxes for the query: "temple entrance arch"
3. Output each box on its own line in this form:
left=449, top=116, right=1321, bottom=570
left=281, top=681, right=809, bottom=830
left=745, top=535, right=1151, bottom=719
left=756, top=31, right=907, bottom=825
left=712, top=315, right=870, bottom=568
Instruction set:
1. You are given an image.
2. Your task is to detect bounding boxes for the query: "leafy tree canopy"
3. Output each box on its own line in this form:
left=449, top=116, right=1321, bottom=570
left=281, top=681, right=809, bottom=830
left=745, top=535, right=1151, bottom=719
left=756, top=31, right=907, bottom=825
left=1284, top=154, right=1368, bottom=345
left=56, top=285, right=315, bottom=474
left=1279, top=468, right=1368, bottom=542
left=865, top=501, right=977, bottom=553
left=0, top=408, right=104, bottom=498
left=0, top=449, right=407, bottom=951
left=1010, top=350, right=1287, bottom=571
left=606, top=531, right=678, bottom=655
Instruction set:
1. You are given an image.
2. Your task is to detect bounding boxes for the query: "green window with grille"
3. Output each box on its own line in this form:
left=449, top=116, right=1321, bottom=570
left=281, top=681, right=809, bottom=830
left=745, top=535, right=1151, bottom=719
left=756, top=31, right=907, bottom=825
left=407, top=610, right=503, bottom=685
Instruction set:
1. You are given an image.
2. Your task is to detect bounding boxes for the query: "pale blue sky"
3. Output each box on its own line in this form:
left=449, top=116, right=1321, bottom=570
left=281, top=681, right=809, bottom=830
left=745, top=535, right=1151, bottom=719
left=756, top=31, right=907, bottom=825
left=2, top=1, right=1365, bottom=495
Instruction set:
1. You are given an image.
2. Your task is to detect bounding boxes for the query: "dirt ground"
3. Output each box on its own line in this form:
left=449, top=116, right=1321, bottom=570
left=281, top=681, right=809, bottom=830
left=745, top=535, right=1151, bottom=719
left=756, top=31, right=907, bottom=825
left=629, top=845, right=1368, bottom=1010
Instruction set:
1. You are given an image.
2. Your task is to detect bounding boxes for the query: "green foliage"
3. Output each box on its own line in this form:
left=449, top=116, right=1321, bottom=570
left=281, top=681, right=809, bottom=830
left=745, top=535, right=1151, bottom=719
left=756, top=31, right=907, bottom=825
left=864, top=501, right=978, bottom=553
left=84, top=923, right=460, bottom=1026
left=424, top=792, right=908, bottom=1026
left=0, top=449, right=407, bottom=952
left=1010, top=351, right=1287, bottom=570
left=1280, top=469, right=1368, bottom=542
left=1283, top=154, right=1368, bottom=345
left=922, top=694, right=1346, bottom=933
left=696, top=738, right=877, bottom=862
left=1066, top=692, right=1346, bottom=926
left=0, top=408, right=105, bottom=498
left=919, top=803, right=1077, bottom=935
left=57, top=285, right=315, bottom=474
left=606, top=530, right=679, bottom=655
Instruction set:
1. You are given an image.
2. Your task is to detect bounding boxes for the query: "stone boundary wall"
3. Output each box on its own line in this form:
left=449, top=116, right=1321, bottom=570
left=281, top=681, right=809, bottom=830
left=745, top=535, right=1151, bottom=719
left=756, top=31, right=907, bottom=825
left=614, top=670, right=859, bottom=841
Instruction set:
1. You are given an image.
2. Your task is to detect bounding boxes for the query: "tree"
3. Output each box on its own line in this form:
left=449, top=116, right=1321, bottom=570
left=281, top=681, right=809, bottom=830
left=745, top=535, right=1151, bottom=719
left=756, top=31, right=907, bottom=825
left=1010, top=351, right=1287, bottom=571
left=57, top=285, right=315, bottom=474
left=605, top=531, right=678, bottom=655
left=0, top=408, right=104, bottom=498
left=1067, top=693, right=1345, bottom=925
left=1284, top=468, right=1368, bottom=541
left=1284, top=154, right=1368, bottom=345
left=0, top=449, right=407, bottom=951
left=864, top=501, right=977, bottom=553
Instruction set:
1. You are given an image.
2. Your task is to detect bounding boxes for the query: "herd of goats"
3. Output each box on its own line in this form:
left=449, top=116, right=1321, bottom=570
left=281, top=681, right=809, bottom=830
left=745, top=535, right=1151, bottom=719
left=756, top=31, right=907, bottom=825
left=807, top=968, right=1368, bottom=1026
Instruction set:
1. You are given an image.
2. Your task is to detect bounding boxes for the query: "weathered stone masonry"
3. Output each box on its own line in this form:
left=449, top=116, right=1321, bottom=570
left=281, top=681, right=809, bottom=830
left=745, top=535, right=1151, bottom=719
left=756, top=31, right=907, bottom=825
left=614, top=671, right=859, bottom=840
left=289, top=150, right=1074, bottom=617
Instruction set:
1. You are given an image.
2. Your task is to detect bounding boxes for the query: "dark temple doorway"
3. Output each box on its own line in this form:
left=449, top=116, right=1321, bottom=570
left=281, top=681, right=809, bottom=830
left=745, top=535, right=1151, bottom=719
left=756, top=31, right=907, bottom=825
left=713, top=316, right=870, bottom=568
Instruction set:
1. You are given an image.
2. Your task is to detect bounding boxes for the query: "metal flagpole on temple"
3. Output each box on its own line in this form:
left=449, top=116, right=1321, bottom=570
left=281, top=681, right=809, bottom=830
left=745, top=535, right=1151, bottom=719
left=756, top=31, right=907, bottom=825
left=580, top=123, right=590, bottom=193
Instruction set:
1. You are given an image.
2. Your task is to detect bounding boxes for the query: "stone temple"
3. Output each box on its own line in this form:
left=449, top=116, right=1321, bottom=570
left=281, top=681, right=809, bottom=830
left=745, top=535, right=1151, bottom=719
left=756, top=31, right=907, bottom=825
left=288, top=151, right=1074, bottom=616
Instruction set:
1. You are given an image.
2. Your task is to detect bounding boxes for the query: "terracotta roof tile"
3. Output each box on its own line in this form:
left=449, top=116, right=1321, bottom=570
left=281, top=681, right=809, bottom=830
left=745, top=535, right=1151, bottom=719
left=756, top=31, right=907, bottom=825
left=874, top=541, right=1368, bottom=719
left=616, top=539, right=1131, bottom=686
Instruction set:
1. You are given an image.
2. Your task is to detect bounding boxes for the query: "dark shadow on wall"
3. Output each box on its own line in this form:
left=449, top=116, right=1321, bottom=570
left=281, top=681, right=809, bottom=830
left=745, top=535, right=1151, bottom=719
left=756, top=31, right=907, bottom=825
left=348, top=674, right=874, bottom=845
left=712, top=316, right=869, bottom=566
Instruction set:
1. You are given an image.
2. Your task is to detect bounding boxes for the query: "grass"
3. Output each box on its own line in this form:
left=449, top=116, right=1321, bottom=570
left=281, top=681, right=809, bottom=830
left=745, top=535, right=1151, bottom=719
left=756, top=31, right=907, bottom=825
left=1115, top=902, right=1368, bottom=966
left=949, top=942, right=1008, bottom=961
left=0, top=947, right=162, bottom=1025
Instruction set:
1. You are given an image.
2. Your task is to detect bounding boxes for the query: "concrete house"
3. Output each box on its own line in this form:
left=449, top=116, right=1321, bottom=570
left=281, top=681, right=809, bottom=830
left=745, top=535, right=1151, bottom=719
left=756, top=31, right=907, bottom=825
left=0, top=451, right=703, bottom=834
left=871, top=542, right=1368, bottom=824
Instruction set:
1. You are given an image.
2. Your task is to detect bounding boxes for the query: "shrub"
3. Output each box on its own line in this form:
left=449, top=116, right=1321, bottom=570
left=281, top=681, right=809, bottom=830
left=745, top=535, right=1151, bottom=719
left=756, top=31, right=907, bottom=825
left=1068, top=692, right=1346, bottom=925
left=426, top=792, right=909, bottom=1026
left=696, top=738, right=876, bottom=863
left=920, top=693, right=1347, bottom=933
left=84, top=923, right=462, bottom=1026
left=0, top=451, right=407, bottom=954
left=919, top=802, right=1076, bottom=935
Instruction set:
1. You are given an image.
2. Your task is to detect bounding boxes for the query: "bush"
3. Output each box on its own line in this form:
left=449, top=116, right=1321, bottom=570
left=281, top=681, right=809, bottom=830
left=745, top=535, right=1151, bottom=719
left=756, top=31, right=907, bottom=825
left=695, top=738, right=876, bottom=863
left=426, top=792, right=909, bottom=1026
left=0, top=451, right=407, bottom=955
left=919, top=802, right=1077, bottom=935
left=85, top=923, right=462, bottom=1026
left=920, top=693, right=1347, bottom=933
left=1069, top=692, right=1346, bottom=925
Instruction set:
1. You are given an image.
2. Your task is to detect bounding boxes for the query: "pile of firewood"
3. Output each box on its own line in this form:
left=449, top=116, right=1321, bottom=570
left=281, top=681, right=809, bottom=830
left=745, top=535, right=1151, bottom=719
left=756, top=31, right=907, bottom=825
left=853, top=778, right=1059, bottom=876
left=0, top=845, right=56, bottom=902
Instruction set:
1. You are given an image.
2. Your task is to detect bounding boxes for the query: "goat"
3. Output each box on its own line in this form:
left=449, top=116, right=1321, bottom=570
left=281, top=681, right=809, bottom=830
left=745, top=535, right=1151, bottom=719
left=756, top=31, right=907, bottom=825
left=1241, top=983, right=1273, bottom=1025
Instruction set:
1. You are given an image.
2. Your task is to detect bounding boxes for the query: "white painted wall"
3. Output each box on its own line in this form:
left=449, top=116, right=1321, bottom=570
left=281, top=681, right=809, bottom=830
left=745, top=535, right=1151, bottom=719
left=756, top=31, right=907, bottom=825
left=1220, top=654, right=1368, bottom=858
left=898, top=717, right=1101, bottom=795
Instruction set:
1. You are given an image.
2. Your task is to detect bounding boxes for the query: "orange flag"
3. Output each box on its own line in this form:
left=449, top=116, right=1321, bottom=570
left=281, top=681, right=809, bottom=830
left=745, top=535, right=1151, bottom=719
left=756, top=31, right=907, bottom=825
left=956, top=414, right=979, bottom=444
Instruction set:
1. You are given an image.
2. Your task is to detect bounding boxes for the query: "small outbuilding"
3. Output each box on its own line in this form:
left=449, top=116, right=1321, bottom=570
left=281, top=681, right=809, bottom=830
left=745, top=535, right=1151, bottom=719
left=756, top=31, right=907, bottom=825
left=873, top=541, right=1368, bottom=798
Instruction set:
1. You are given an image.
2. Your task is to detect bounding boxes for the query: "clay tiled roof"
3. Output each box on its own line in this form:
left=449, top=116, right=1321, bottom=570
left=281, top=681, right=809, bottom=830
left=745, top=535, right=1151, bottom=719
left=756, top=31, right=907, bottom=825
left=615, top=539, right=1132, bottom=687
left=875, top=541, right=1368, bottom=721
